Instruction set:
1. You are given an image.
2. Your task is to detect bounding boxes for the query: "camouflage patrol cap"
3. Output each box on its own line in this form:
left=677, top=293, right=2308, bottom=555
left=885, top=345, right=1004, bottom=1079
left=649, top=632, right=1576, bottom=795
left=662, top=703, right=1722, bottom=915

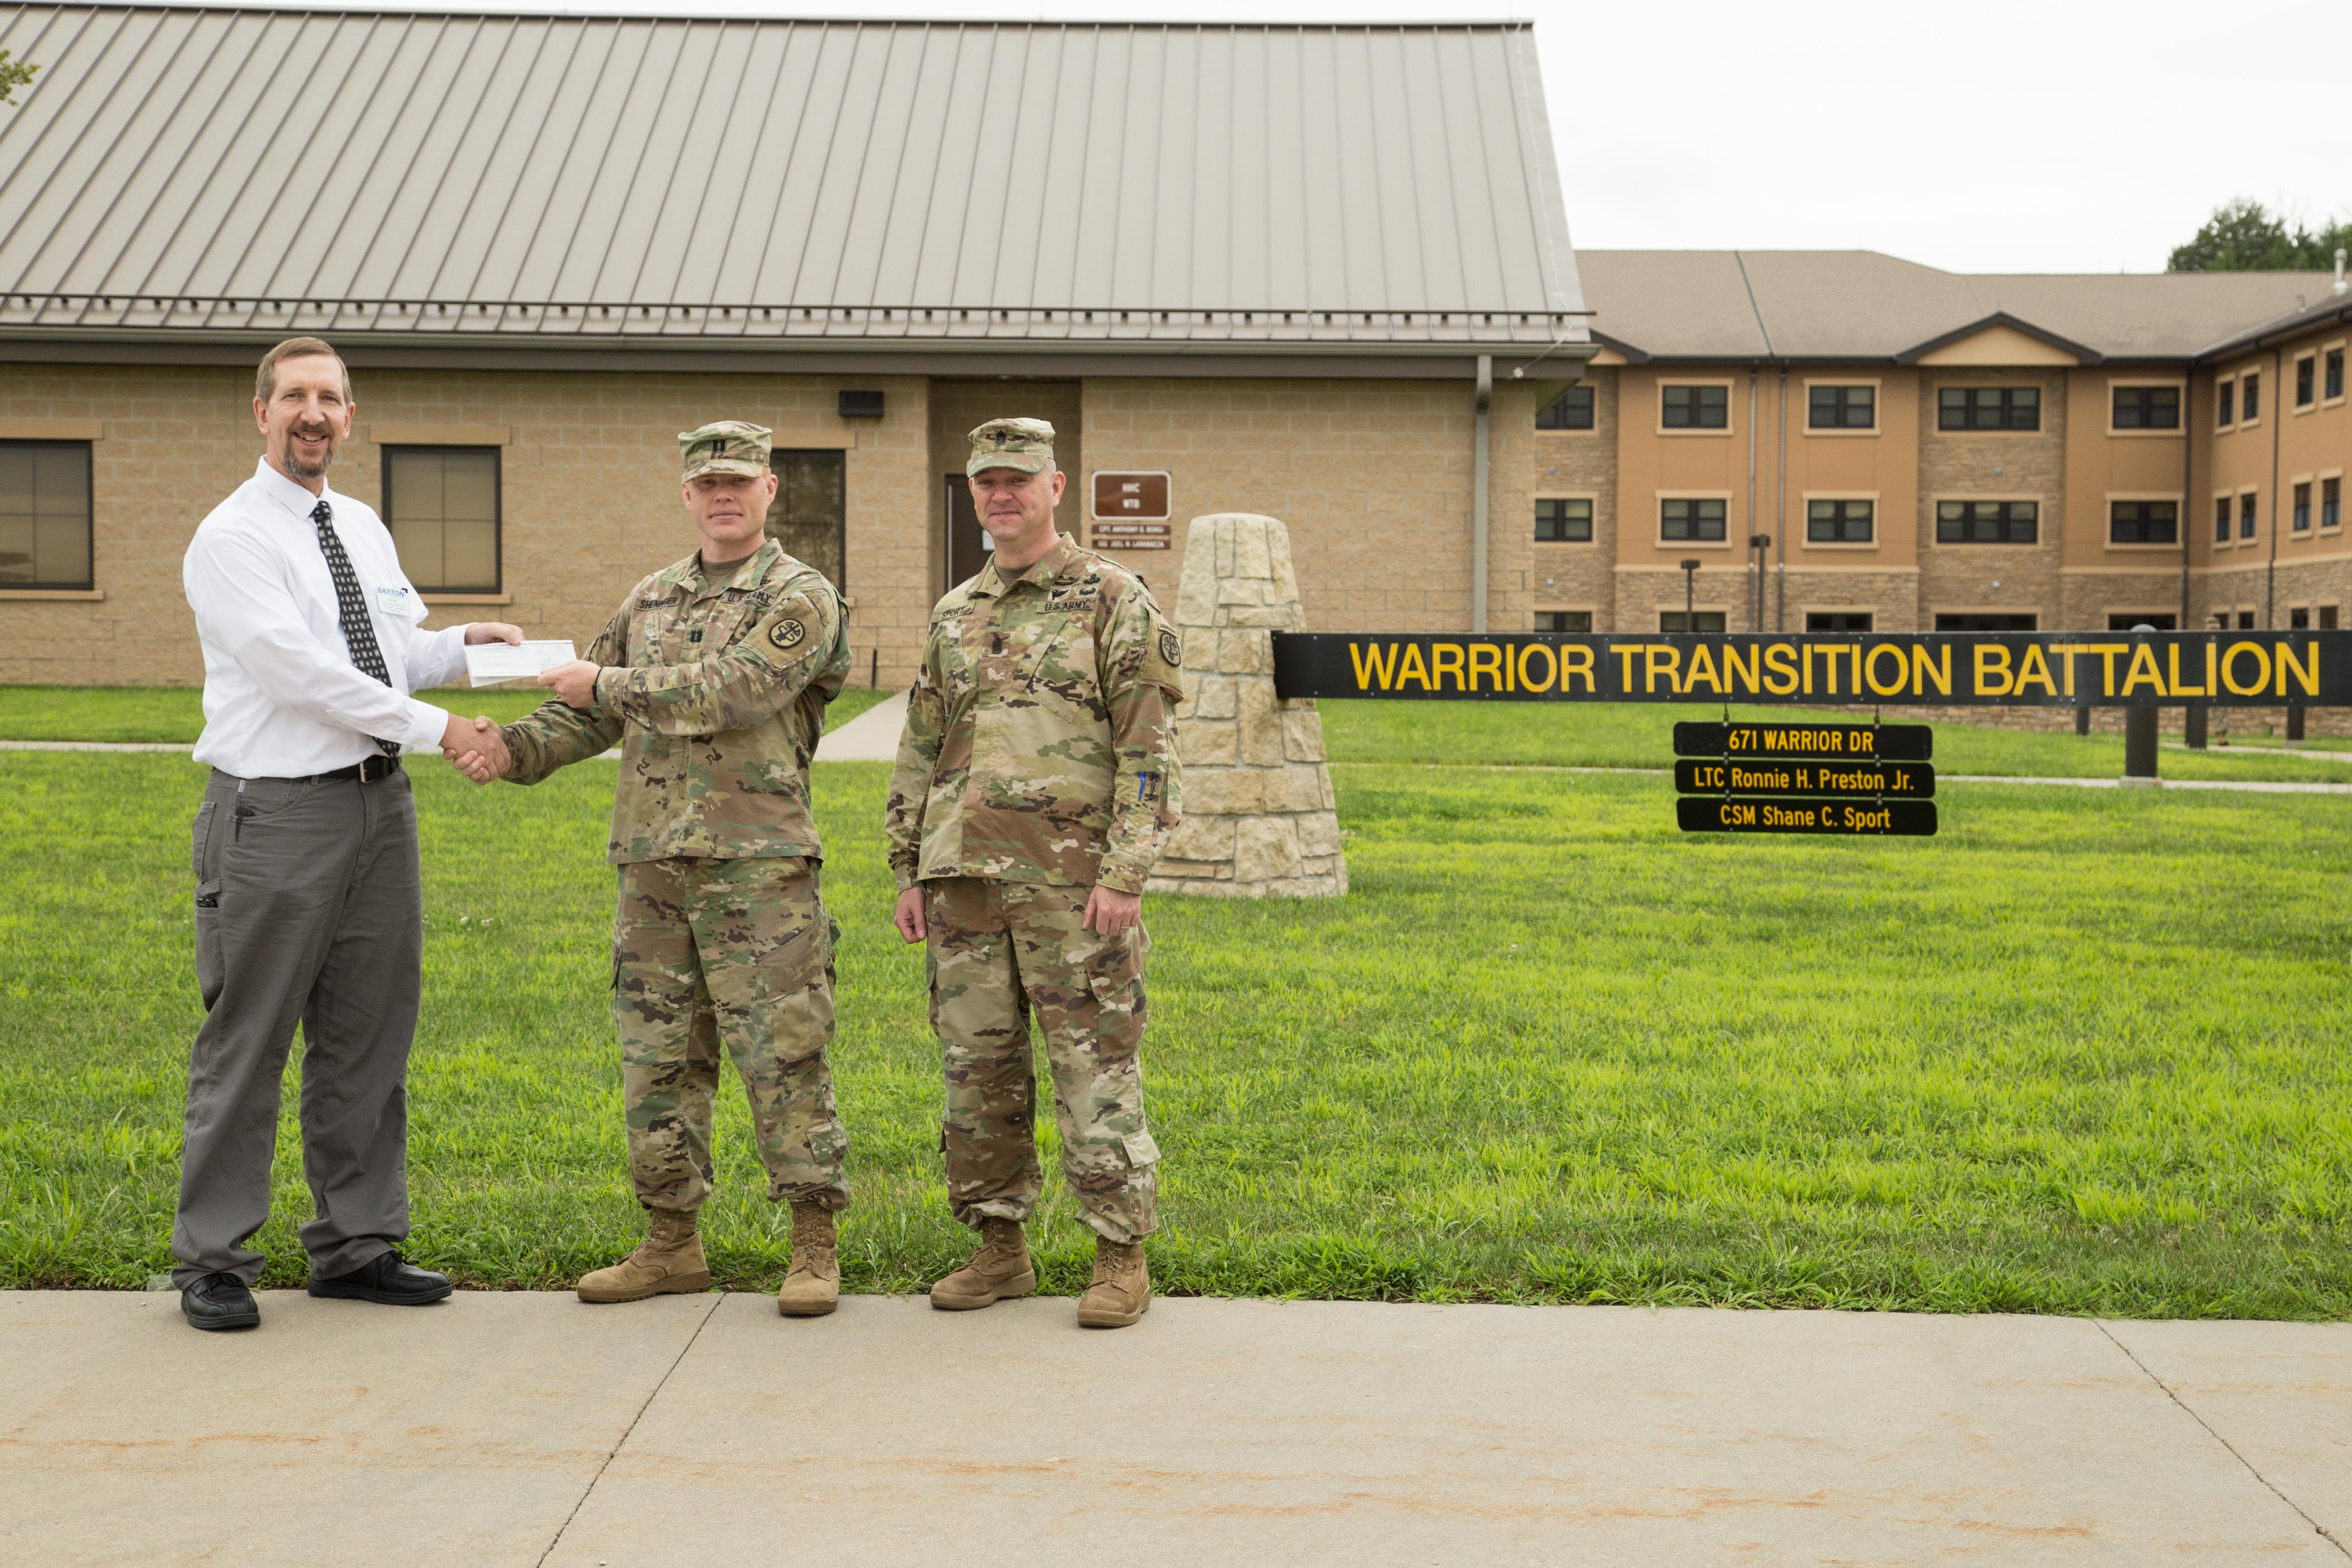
left=679, top=420, right=772, bottom=480
left=967, top=417, right=1056, bottom=477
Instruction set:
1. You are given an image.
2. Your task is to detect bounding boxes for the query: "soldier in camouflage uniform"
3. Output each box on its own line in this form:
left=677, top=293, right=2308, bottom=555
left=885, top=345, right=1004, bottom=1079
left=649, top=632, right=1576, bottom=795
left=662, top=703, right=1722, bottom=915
left=885, top=418, right=1184, bottom=1329
left=452, top=421, right=853, bottom=1316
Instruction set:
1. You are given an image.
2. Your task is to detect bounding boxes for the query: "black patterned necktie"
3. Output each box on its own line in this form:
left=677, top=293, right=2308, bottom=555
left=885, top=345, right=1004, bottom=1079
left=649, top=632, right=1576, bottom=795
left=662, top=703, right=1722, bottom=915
left=311, top=498, right=402, bottom=757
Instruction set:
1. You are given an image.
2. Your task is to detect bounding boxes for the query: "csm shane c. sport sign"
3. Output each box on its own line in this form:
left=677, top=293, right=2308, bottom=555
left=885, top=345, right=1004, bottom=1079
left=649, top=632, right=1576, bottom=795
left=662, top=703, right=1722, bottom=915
left=1271, top=631, right=2352, bottom=707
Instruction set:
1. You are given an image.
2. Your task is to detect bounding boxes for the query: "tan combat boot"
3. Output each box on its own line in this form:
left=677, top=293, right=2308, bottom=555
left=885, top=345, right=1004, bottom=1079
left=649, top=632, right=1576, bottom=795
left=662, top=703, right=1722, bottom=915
left=776, top=1202, right=840, bottom=1318
left=1076, top=1237, right=1150, bottom=1329
left=928, top=1217, right=1037, bottom=1311
left=576, top=1209, right=710, bottom=1304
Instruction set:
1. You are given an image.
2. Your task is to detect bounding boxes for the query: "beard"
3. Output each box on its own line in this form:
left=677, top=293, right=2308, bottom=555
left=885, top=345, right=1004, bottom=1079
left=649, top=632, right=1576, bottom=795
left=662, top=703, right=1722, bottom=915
left=279, top=426, right=336, bottom=479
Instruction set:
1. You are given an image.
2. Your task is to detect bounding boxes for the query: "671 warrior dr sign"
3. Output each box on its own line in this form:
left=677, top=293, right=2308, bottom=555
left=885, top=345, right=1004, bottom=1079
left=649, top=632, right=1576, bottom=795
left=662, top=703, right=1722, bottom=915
left=1272, top=631, right=2352, bottom=707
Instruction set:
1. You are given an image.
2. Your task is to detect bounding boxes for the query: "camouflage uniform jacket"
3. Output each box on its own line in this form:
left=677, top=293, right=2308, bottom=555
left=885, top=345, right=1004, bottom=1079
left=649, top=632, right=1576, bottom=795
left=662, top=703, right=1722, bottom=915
left=502, top=539, right=849, bottom=863
left=885, top=535, right=1183, bottom=895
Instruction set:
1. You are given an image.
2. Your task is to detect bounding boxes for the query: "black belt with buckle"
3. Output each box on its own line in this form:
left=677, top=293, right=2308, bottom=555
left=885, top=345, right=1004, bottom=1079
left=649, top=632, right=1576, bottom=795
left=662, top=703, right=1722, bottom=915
left=314, top=754, right=403, bottom=784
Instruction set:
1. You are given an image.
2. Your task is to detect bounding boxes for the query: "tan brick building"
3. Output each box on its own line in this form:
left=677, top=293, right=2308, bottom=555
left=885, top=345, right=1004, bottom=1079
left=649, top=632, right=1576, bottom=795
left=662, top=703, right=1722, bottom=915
left=0, top=9, right=1587, bottom=687
left=1551, top=251, right=2352, bottom=639
left=5, top=10, right=2347, bottom=690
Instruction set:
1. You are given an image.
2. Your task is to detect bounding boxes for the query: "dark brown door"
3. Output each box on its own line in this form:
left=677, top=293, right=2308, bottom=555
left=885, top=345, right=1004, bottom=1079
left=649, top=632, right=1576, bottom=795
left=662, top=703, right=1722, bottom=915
left=945, top=473, right=993, bottom=590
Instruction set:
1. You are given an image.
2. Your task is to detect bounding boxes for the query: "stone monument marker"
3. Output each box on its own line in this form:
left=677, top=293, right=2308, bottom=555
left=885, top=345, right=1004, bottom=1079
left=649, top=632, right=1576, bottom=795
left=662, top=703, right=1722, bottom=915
left=1148, top=513, right=1347, bottom=898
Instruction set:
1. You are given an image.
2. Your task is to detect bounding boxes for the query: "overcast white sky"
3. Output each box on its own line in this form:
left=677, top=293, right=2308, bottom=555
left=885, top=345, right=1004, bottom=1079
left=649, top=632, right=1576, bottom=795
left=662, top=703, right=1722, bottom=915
left=525, top=0, right=2352, bottom=276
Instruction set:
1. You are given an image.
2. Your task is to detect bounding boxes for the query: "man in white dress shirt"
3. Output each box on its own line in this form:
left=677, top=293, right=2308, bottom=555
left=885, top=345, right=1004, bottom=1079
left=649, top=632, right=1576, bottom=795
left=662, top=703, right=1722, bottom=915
left=174, top=336, right=521, bottom=1331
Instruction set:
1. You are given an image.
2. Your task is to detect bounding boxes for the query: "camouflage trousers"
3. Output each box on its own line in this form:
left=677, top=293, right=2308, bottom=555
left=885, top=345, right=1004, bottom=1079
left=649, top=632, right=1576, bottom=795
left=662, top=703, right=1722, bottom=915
left=615, top=855, right=848, bottom=1213
left=924, top=877, right=1160, bottom=1244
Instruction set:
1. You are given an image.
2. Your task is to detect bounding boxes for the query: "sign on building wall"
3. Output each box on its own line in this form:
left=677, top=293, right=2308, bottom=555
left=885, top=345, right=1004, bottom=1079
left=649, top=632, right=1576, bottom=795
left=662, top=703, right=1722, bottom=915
left=1090, top=470, right=1172, bottom=550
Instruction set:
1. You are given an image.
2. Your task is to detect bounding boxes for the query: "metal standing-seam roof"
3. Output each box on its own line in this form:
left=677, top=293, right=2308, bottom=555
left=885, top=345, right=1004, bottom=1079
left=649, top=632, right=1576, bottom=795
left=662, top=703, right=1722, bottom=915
left=0, top=6, right=1588, bottom=357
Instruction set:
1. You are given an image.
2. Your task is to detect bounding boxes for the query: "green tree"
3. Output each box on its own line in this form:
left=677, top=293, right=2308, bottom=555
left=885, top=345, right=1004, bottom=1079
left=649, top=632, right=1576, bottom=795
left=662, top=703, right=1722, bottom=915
left=0, top=50, right=35, bottom=107
left=2170, top=197, right=2352, bottom=272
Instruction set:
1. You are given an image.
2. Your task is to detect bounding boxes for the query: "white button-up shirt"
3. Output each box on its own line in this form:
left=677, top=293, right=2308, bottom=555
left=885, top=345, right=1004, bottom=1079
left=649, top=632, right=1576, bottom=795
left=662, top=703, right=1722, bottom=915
left=185, top=458, right=471, bottom=778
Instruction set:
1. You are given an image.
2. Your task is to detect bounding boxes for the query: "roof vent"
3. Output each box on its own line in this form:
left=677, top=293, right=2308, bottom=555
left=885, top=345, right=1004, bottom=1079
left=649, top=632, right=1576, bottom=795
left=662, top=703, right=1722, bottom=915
left=837, top=389, right=884, bottom=420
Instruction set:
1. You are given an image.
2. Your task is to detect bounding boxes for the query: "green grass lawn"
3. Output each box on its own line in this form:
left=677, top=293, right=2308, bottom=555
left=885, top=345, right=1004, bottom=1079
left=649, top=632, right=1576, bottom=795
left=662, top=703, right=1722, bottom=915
left=1318, top=699, right=2352, bottom=784
left=4, top=709, right=2349, bottom=1314
left=0, top=683, right=892, bottom=741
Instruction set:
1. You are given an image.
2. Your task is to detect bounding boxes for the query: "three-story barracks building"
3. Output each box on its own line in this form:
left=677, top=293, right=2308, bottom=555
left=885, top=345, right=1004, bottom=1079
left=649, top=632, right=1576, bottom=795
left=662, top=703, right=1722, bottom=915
left=1549, top=250, right=2350, bottom=643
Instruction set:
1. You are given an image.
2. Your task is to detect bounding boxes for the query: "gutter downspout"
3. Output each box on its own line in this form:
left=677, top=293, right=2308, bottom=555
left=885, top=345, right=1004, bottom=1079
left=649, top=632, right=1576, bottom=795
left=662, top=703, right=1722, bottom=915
left=1776, top=366, right=1788, bottom=632
left=1747, top=368, right=1760, bottom=631
left=2266, top=347, right=2282, bottom=629
left=2180, top=364, right=2194, bottom=628
left=1474, top=353, right=1492, bottom=634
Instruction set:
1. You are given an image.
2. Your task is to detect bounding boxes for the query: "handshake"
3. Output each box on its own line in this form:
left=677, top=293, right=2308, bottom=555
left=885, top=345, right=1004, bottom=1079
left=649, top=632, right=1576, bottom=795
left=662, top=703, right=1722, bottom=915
left=441, top=714, right=510, bottom=784
left=439, top=624, right=605, bottom=785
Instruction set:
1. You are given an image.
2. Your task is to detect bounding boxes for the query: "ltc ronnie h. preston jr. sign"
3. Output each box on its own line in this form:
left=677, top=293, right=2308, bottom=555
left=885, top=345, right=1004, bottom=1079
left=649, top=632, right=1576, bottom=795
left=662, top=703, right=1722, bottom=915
left=1270, top=631, right=2352, bottom=707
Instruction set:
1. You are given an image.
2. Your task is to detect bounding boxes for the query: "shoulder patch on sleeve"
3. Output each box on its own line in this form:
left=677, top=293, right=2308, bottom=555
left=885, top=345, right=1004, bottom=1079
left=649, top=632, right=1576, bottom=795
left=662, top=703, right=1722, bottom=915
left=1158, top=628, right=1183, bottom=667
left=768, top=615, right=809, bottom=652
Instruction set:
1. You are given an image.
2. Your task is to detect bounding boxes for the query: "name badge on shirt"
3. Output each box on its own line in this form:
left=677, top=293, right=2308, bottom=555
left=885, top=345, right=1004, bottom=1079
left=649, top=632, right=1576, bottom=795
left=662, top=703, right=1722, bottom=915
left=375, top=585, right=410, bottom=616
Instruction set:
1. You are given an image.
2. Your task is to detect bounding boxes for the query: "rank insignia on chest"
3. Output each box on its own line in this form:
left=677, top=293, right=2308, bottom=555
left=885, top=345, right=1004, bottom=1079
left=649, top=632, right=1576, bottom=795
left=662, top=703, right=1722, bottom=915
left=1159, top=630, right=1183, bottom=666
left=769, top=617, right=808, bottom=651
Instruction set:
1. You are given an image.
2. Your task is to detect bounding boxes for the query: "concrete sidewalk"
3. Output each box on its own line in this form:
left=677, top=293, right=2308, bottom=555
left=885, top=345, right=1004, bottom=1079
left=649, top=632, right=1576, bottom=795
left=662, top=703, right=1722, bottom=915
left=1, top=1292, right=2345, bottom=1566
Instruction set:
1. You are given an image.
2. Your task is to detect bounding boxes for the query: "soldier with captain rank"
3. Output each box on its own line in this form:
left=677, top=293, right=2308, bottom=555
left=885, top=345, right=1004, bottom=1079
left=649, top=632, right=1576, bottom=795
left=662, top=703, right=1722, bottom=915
left=885, top=417, right=1185, bottom=1329
left=451, top=421, right=853, bottom=1316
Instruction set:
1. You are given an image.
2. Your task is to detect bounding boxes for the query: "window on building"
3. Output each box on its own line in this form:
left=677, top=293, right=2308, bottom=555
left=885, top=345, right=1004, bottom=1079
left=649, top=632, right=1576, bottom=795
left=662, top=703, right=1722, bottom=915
left=1806, top=612, right=1874, bottom=633
left=2238, top=611, right=2256, bottom=630
left=1938, top=386, right=2040, bottom=431
left=1659, top=611, right=1727, bottom=633
left=1535, top=498, right=1593, bottom=542
left=2240, top=491, right=2258, bottom=540
left=2325, top=477, right=2342, bottom=530
left=1536, top=386, right=1595, bottom=430
left=1660, top=497, right=1727, bottom=540
left=1936, top=499, right=2038, bottom=544
left=2217, top=380, right=2235, bottom=426
left=1935, top=612, right=2038, bottom=631
left=1806, top=498, right=1874, bottom=543
left=0, top=441, right=93, bottom=590
left=766, top=449, right=847, bottom=588
left=2108, top=500, right=2178, bottom=545
left=1533, top=610, right=1592, bottom=633
left=2322, top=605, right=2340, bottom=629
left=2328, top=347, right=2345, bottom=401
left=2107, top=612, right=2177, bottom=630
left=2290, top=607, right=2310, bottom=629
left=2296, top=356, right=2316, bottom=409
left=2242, top=371, right=2261, bottom=421
left=1661, top=384, right=1729, bottom=429
left=382, top=447, right=500, bottom=594
left=1808, top=385, right=1875, bottom=429
left=2111, top=386, right=2180, bottom=430
left=2215, top=495, right=2232, bottom=542
left=2293, top=482, right=2312, bottom=533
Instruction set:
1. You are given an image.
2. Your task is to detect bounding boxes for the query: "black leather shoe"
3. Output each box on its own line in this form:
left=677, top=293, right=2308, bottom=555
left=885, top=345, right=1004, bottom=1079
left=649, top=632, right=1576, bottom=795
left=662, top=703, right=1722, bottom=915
left=307, top=1250, right=454, bottom=1306
left=181, top=1272, right=261, bottom=1331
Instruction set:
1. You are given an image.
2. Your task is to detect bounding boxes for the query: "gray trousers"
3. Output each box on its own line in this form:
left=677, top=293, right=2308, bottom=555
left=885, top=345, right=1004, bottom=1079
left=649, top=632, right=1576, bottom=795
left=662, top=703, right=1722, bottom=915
left=172, top=766, right=423, bottom=1287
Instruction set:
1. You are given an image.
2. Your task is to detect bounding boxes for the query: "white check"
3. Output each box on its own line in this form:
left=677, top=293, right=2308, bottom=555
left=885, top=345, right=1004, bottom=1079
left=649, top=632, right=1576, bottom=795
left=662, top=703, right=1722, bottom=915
left=464, top=639, right=577, bottom=687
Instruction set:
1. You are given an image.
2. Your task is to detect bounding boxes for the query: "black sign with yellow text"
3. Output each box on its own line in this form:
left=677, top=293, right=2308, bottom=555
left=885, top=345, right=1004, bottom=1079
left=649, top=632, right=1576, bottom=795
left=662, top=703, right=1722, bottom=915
left=1677, top=797, right=1939, bottom=836
left=1674, top=759, right=1935, bottom=799
left=1673, top=721, right=1933, bottom=761
left=1272, top=632, right=2351, bottom=707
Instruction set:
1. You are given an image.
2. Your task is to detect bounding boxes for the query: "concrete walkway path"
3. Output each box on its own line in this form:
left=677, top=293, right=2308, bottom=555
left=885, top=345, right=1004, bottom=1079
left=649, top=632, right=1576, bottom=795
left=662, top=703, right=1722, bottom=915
left=815, top=688, right=909, bottom=762
left=2, top=1292, right=2345, bottom=1567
